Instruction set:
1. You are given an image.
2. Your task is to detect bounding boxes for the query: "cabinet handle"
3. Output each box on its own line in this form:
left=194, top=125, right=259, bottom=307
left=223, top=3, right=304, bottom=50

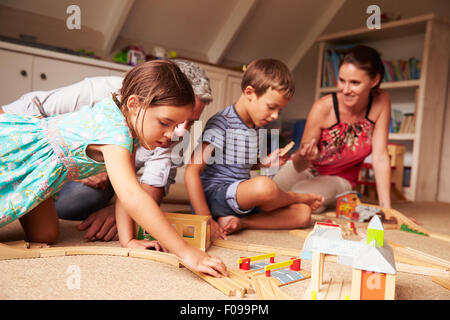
left=40, top=73, right=47, bottom=80
left=20, top=70, right=28, bottom=77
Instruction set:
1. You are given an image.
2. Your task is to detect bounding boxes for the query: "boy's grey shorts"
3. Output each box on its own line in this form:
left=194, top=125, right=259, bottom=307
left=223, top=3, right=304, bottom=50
left=201, top=179, right=261, bottom=220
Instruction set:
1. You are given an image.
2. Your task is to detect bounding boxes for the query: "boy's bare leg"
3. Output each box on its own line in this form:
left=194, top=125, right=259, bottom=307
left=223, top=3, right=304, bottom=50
left=218, top=203, right=312, bottom=234
left=235, top=176, right=323, bottom=212
left=19, top=198, right=60, bottom=244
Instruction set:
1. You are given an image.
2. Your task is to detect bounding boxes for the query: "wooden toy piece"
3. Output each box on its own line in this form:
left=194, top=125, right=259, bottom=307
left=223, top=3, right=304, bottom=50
left=138, top=213, right=211, bottom=251
left=279, top=141, right=295, bottom=157
left=254, top=277, right=294, bottom=300
left=128, top=248, right=180, bottom=268
left=238, top=252, right=275, bottom=271
left=263, top=258, right=301, bottom=277
left=182, top=263, right=248, bottom=297
left=0, top=242, right=40, bottom=260
left=213, top=239, right=302, bottom=257
left=165, top=213, right=211, bottom=251
left=38, top=247, right=67, bottom=258
left=0, top=241, right=183, bottom=269
left=65, top=246, right=130, bottom=257
left=228, top=269, right=255, bottom=293
left=311, top=251, right=325, bottom=293
left=303, top=274, right=352, bottom=300
left=3, top=240, right=29, bottom=248
left=387, top=240, right=450, bottom=269
left=432, top=276, right=450, bottom=290
left=395, top=262, right=449, bottom=278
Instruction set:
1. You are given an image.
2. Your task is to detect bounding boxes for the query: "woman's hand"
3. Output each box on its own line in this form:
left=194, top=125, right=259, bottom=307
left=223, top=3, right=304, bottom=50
left=291, top=139, right=318, bottom=172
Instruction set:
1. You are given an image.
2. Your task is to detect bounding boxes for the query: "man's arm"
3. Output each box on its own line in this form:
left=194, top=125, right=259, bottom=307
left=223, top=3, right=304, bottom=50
left=141, top=184, right=165, bottom=205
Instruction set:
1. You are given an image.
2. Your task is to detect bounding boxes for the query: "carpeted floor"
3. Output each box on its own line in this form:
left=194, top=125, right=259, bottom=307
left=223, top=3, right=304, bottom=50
left=0, top=201, right=449, bottom=300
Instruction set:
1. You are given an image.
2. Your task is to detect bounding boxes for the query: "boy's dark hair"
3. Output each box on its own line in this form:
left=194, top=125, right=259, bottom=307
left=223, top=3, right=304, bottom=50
left=340, top=45, right=385, bottom=89
left=241, top=58, right=295, bottom=99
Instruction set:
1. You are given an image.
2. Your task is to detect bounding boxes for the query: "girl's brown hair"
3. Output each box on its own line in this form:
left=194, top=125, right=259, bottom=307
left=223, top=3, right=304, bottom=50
left=115, top=59, right=195, bottom=148
left=241, top=58, right=295, bottom=100
left=340, top=45, right=385, bottom=90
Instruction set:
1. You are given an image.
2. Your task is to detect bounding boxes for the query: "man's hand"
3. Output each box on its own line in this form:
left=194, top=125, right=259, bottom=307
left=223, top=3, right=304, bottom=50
left=77, top=172, right=109, bottom=190
left=77, top=205, right=118, bottom=241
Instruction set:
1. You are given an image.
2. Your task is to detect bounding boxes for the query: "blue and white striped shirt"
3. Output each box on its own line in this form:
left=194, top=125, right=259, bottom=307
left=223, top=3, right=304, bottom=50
left=200, top=105, right=268, bottom=186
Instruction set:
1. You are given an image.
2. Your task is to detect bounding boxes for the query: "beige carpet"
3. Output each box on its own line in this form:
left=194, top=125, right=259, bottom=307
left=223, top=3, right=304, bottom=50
left=0, top=201, right=449, bottom=300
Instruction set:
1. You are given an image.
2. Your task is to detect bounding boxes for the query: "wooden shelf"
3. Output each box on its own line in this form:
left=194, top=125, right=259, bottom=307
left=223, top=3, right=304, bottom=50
left=389, top=133, right=415, bottom=141
left=319, top=80, right=420, bottom=94
left=317, top=14, right=433, bottom=44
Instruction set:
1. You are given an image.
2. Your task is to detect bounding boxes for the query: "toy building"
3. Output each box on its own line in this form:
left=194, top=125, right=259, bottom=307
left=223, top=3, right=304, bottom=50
left=302, top=216, right=397, bottom=300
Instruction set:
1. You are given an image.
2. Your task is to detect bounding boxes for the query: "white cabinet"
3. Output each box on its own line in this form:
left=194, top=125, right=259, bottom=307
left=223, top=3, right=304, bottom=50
left=225, top=75, right=243, bottom=107
left=109, top=69, right=127, bottom=77
left=0, top=41, right=130, bottom=107
left=0, top=49, right=33, bottom=106
left=31, top=56, right=110, bottom=91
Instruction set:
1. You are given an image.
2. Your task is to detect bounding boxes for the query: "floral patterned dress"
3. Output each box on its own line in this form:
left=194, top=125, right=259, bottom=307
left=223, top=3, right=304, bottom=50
left=311, top=92, right=375, bottom=188
left=0, top=97, right=136, bottom=228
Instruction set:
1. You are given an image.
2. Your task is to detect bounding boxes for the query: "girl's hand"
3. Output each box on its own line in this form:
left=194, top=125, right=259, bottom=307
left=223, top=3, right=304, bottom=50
left=180, top=247, right=228, bottom=278
left=125, top=239, right=168, bottom=252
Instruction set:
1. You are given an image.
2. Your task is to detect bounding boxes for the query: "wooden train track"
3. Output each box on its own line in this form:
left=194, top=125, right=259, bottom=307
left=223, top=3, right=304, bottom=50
left=0, top=242, right=180, bottom=267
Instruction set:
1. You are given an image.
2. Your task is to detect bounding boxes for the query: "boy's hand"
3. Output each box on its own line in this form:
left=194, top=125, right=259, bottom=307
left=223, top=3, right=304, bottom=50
left=210, top=219, right=228, bottom=241
left=260, top=149, right=289, bottom=169
left=180, top=247, right=228, bottom=278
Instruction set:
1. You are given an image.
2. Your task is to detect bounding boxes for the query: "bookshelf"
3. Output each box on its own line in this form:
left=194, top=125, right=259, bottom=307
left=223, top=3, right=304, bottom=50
left=314, top=14, right=450, bottom=201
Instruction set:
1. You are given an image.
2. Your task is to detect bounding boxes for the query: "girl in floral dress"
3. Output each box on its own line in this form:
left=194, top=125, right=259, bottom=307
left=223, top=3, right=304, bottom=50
left=0, top=59, right=227, bottom=278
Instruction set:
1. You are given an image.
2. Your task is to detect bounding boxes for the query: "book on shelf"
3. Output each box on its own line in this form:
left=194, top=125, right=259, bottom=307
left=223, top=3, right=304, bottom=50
left=394, top=112, right=416, bottom=134
left=390, top=109, right=404, bottom=133
left=321, top=46, right=421, bottom=88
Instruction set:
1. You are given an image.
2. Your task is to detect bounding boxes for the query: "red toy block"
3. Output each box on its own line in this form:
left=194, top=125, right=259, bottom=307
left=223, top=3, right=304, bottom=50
left=290, top=258, right=301, bottom=271
left=239, top=257, right=251, bottom=270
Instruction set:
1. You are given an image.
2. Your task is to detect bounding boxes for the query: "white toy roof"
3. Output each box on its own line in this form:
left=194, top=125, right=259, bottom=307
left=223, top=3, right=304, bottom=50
left=352, top=240, right=397, bottom=274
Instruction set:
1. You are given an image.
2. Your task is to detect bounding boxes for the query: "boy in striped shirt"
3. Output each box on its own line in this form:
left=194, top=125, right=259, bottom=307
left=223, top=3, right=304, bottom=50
left=185, top=59, right=324, bottom=241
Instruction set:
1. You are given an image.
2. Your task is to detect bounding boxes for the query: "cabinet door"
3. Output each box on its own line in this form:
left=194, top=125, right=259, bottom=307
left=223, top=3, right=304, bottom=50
left=225, top=75, right=242, bottom=107
left=201, top=68, right=227, bottom=127
left=0, top=49, right=33, bottom=106
left=109, top=69, right=128, bottom=77
left=32, top=56, right=110, bottom=91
